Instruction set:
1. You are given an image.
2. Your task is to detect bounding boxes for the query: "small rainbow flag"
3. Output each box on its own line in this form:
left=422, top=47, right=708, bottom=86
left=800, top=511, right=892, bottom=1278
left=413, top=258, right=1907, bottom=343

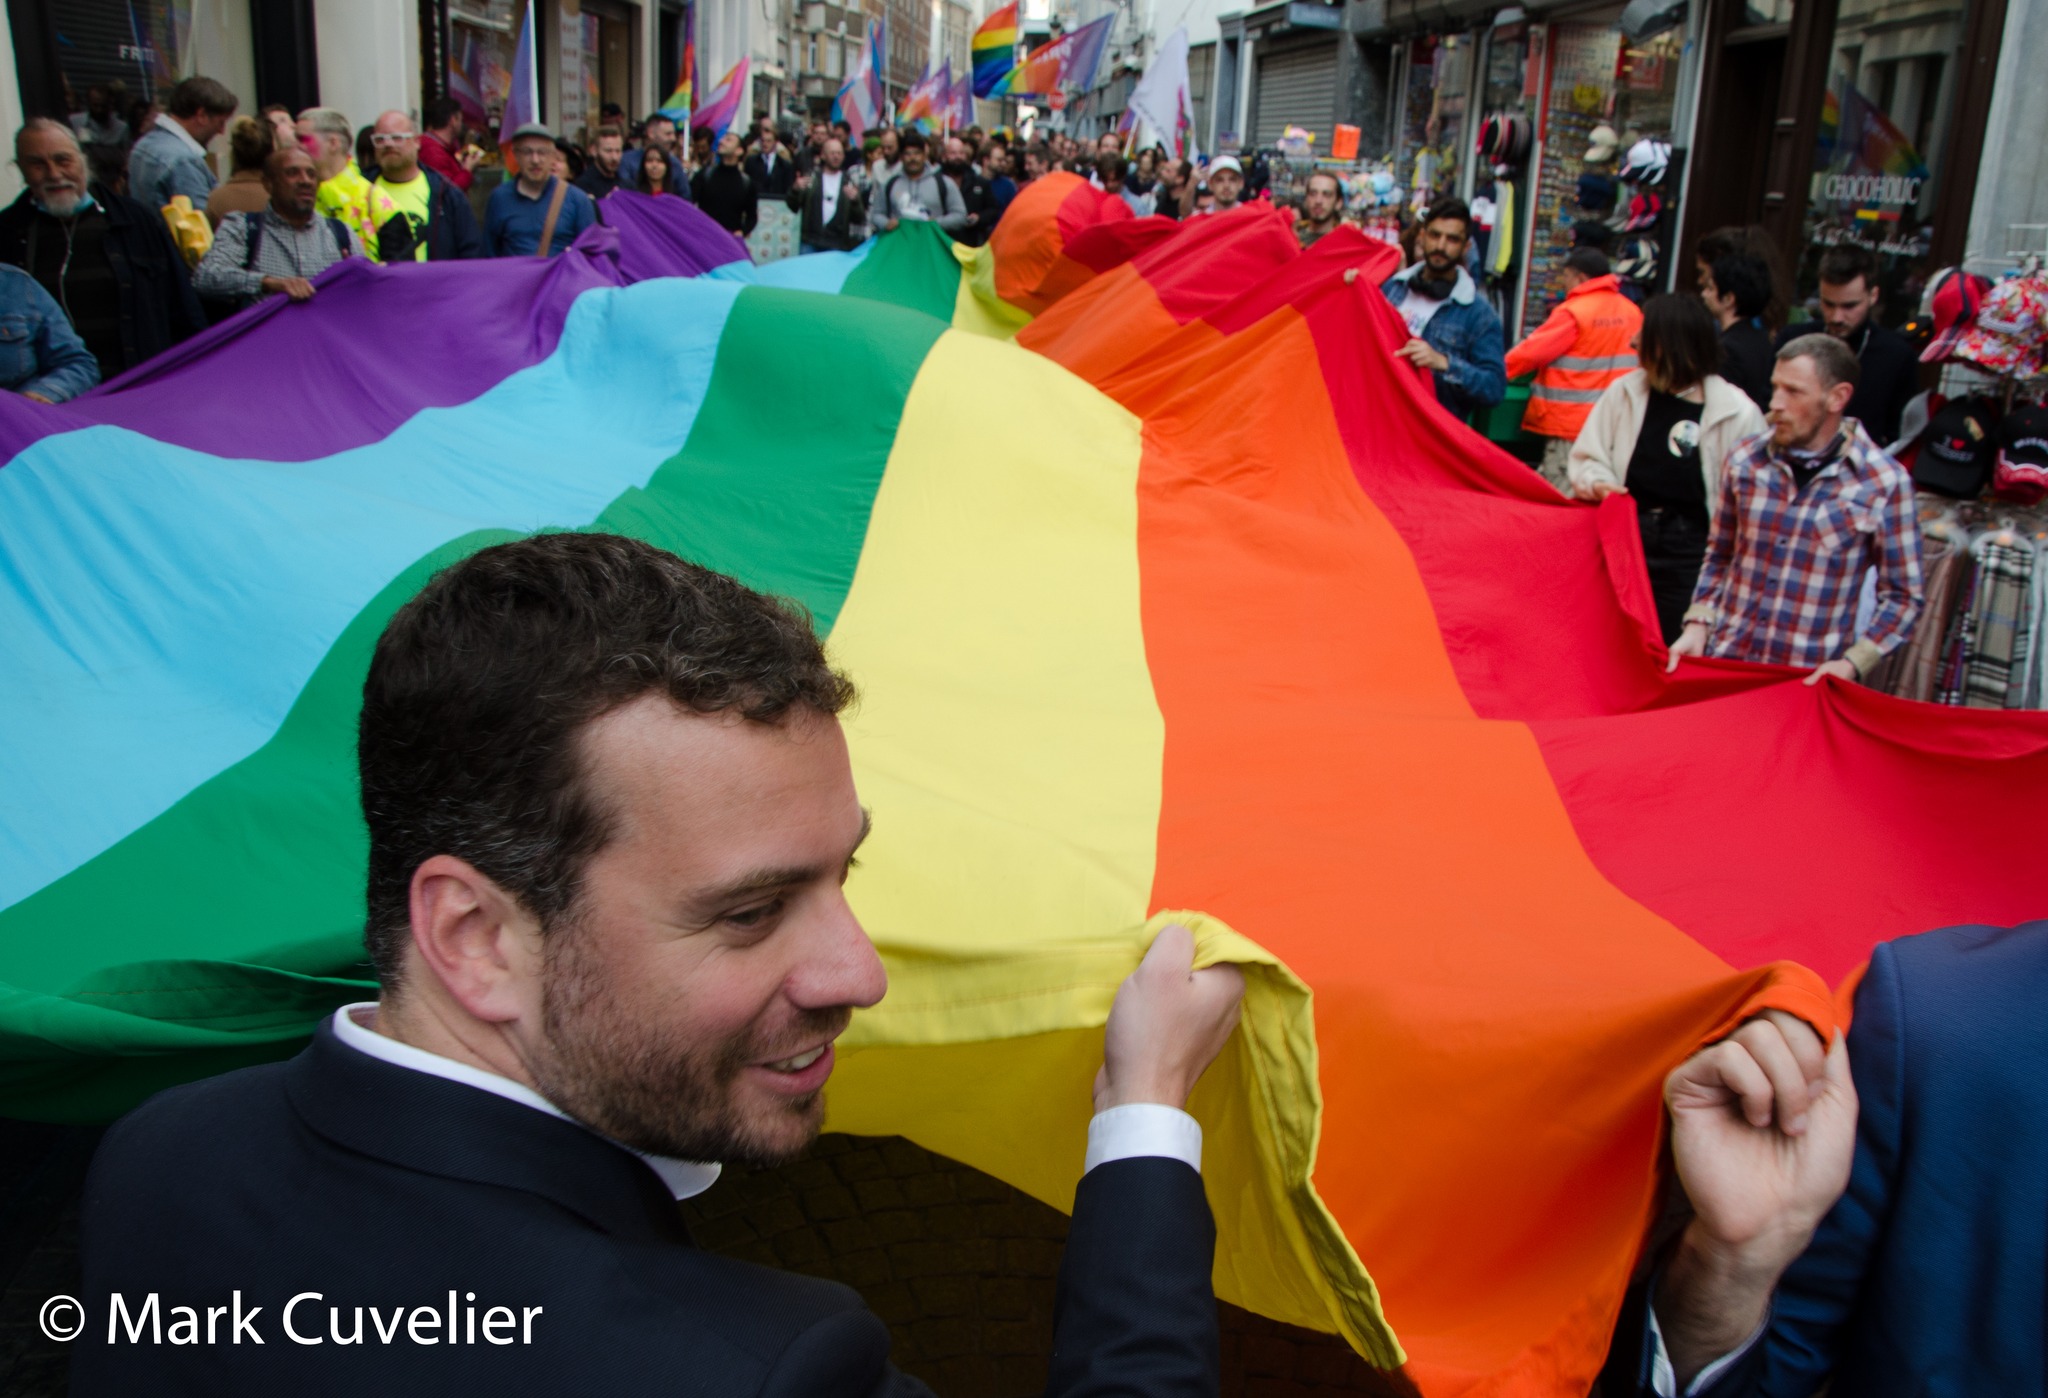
left=971, top=1, right=1018, bottom=98
left=995, top=14, right=1113, bottom=100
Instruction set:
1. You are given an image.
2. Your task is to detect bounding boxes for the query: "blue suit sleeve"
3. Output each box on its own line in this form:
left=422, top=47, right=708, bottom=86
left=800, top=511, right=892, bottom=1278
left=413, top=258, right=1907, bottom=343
left=1439, top=306, right=1507, bottom=409
left=1687, top=945, right=1906, bottom=1398
left=20, top=280, right=101, bottom=402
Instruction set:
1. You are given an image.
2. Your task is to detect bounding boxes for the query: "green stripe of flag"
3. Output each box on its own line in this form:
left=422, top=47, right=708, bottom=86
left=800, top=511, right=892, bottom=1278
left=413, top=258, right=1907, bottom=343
left=0, top=286, right=946, bottom=1122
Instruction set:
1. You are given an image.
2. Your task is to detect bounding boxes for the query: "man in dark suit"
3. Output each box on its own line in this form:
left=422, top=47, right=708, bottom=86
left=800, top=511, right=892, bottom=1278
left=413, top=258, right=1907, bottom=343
left=72, top=533, right=1242, bottom=1395
left=1608, top=919, right=2047, bottom=1396
left=745, top=115, right=797, bottom=198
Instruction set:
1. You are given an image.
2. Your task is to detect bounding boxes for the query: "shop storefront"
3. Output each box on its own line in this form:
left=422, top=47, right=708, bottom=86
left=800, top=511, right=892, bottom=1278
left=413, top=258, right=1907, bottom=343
left=432, top=0, right=639, bottom=146
left=1391, top=31, right=1475, bottom=201
left=1223, top=0, right=1349, bottom=151
left=8, top=0, right=259, bottom=146
left=1251, top=32, right=1342, bottom=145
left=1511, top=9, right=1691, bottom=334
left=1680, top=0, right=2006, bottom=329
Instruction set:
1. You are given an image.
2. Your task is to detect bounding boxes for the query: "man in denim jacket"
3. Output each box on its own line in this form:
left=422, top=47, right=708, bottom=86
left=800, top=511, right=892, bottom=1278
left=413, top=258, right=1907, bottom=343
left=1381, top=198, right=1507, bottom=424
left=0, top=263, right=99, bottom=403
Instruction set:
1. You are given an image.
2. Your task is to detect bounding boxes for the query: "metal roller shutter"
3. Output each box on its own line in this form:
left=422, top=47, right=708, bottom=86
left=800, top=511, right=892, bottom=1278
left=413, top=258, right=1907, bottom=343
left=1251, top=40, right=1338, bottom=148
left=49, top=0, right=178, bottom=100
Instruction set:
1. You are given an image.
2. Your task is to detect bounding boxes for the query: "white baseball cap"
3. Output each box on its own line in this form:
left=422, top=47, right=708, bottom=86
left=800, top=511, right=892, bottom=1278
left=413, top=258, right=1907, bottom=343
left=1207, top=154, right=1243, bottom=175
left=1584, top=125, right=1618, bottom=162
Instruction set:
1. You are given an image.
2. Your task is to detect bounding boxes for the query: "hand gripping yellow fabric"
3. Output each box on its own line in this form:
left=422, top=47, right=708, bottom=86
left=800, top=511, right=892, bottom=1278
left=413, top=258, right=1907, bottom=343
left=824, top=908, right=1402, bottom=1367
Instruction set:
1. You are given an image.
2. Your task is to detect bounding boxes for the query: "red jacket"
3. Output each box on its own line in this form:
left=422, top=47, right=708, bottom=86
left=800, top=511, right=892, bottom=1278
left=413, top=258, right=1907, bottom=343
left=419, top=131, right=473, bottom=193
left=1505, top=274, right=1641, bottom=438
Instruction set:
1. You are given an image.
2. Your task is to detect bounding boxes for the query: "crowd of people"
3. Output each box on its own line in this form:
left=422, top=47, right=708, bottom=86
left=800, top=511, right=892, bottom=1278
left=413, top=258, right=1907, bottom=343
left=1381, top=196, right=1924, bottom=679
left=0, top=76, right=1932, bottom=694
left=0, top=77, right=1272, bottom=407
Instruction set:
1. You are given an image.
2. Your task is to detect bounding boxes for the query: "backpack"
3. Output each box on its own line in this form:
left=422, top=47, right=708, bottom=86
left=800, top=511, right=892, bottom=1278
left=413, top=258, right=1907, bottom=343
left=242, top=211, right=353, bottom=269
left=882, top=170, right=957, bottom=223
left=196, top=211, right=353, bottom=324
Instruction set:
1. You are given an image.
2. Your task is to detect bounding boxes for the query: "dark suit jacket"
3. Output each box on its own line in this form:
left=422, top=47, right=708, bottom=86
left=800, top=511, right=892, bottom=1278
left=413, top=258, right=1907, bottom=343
left=73, top=1022, right=1219, bottom=1395
left=1610, top=921, right=2048, bottom=1397
left=746, top=149, right=797, bottom=198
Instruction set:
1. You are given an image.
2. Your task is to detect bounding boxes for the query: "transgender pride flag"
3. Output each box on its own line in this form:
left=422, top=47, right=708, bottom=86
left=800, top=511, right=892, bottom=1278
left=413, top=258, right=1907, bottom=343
left=833, top=21, right=887, bottom=143
left=694, top=56, right=748, bottom=140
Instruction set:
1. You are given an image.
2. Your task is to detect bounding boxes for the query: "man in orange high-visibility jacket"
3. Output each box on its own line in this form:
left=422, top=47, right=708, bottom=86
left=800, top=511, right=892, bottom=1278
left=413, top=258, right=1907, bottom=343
left=1508, top=246, right=1642, bottom=492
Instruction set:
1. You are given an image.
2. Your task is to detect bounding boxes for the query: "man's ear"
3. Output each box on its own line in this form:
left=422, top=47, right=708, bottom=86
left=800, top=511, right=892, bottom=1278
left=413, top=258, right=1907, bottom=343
left=406, top=854, right=543, bottom=1024
left=1829, top=380, right=1857, bottom=416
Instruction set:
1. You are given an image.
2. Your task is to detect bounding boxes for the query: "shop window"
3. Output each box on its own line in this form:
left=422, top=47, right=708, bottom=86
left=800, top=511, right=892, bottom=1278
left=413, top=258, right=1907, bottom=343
left=41, top=0, right=191, bottom=137
left=1396, top=33, right=1473, bottom=204
left=1741, top=0, right=1795, bottom=24
left=452, top=1, right=523, bottom=145
left=1795, top=0, right=1967, bottom=327
left=1519, top=21, right=1686, bottom=333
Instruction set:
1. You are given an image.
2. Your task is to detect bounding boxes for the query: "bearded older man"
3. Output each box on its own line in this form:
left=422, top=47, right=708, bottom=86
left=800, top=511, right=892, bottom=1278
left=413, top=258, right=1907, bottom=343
left=0, top=119, right=203, bottom=380
left=72, top=533, right=1243, bottom=1396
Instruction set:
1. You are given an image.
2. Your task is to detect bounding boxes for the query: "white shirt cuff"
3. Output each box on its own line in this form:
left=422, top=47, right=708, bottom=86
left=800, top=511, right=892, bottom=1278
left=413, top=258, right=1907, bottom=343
left=1647, top=1304, right=1768, bottom=1398
left=1083, top=1102, right=1202, bottom=1176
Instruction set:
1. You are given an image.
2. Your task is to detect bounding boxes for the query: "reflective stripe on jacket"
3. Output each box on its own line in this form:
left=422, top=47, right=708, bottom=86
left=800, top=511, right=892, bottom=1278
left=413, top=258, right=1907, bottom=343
left=1505, top=274, right=1642, bottom=438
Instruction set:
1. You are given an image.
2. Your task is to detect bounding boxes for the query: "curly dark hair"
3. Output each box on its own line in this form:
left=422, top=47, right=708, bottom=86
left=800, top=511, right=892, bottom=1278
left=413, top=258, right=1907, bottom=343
left=358, top=533, right=855, bottom=987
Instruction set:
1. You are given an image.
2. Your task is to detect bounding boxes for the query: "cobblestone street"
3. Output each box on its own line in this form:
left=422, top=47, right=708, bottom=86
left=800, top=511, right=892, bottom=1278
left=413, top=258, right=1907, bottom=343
left=682, top=1134, right=1420, bottom=1398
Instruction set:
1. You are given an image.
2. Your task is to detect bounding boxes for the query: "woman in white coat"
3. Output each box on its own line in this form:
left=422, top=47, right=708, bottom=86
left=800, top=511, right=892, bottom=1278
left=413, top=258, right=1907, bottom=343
left=1567, top=293, right=1768, bottom=642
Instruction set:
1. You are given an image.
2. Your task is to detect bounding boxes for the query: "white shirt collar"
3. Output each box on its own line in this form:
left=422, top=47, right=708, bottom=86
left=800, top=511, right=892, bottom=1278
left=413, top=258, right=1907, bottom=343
left=331, top=1003, right=721, bottom=1201
left=153, top=110, right=209, bottom=159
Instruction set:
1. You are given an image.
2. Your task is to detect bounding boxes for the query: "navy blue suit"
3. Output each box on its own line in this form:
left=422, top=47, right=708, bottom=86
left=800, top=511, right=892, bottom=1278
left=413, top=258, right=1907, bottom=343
left=73, top=1022, right=1221, bottom=1395
left=1615, top=921, right=2048, bottom=1396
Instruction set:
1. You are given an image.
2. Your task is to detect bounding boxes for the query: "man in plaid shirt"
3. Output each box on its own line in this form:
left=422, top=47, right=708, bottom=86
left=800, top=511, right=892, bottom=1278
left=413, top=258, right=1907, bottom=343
left=1667, top=333, right=1923, bottom=684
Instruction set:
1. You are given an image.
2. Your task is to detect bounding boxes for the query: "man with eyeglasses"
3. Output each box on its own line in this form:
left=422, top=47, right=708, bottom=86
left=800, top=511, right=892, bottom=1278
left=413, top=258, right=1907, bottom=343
left=368, top=110, right=483, bottom=262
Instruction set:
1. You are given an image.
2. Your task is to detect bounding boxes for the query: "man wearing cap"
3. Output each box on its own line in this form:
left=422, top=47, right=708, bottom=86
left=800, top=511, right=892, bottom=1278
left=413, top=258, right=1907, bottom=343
left=1774, top=245, right=1917, bottom=447
left=1506, top=246, right=1642, bottom=490
left=1668, top=332, right=1923, bottom=684
left=486, top=124, right=599, bottom=258
left=1381, top=197, right=1506, bottom=423
left=1196, top=155, right=1244, bottom=214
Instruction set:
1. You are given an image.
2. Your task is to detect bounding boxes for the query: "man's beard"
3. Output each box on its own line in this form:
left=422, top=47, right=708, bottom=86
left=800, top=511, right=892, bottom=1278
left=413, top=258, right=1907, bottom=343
left=530, top=921, right=850, bottom=1168
left=36, top=185, right=85, bottom=217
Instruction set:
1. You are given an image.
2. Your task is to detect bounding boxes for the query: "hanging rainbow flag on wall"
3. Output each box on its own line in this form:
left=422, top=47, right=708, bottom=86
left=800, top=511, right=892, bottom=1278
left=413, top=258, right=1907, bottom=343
left=994, top=13, right=1113, bottom=99
left=971, top=1, right=1019, bottom=98
left=693, top=55, right=748, bottom=139
left=4, top=181, right=2045, bottom=1396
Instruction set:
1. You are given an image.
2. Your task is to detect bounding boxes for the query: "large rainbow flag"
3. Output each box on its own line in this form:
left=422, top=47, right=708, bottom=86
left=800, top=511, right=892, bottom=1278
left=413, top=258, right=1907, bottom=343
left=4, top=181, right=2044, bottom=1392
